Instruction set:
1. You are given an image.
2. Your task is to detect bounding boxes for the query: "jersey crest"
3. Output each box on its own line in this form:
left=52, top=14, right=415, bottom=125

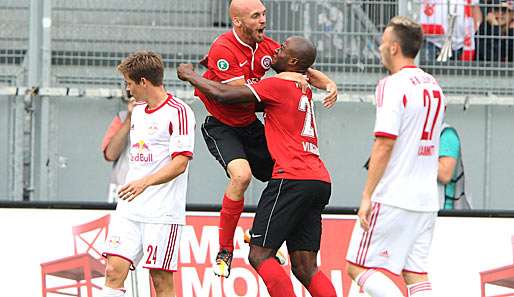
left=217, top=59, right=229, bottom=71
left=261, top=55, right=272, bottom=69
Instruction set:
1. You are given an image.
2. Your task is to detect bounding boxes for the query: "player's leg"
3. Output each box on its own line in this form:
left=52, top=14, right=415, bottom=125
left=249, top=179, right=305, bottom=296
left=102, top=256, right=131, bottom=296
left=142, top=223, right=182, bottom=296
left=242, top=118, right=274, bottom=183
left=201, top=116, right=251, bottom=277
left=402, top=211, right=437, bottom=297
left=347, top=264, right=403, bottom=297
left=287, top=180, right=336, bottom=297
left=150, top=270, right=175, bottom=297
left=403, top=272, right=431, bottom=297
left=102, top=216, right=143, bottom=296
left=249, top=245, right=295, bottom=297
left=345, top=204, right=410, bottom=297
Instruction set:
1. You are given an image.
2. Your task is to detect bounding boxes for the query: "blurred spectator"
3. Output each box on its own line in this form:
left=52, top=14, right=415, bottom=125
left=101, top=96, right=134, bottom=202
left=438, top=123, right=471, bottom=209
left=475, top=0, right=514, bottom=61
left=420, top=0, right=482, bottom=61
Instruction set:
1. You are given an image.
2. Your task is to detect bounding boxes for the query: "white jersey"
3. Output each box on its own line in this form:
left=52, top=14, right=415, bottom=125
left=117, top=93, right=195, bottom=224
left=420, top=0, right=478, bottom=50
left=372, top=66, right=445, bottom=211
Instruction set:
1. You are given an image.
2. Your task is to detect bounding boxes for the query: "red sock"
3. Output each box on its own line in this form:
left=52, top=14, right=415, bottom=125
left=219, top=194, right=244, bottom=252
left=256, top=258, right=296, bottom=297
left=307, top=271, right=337, bottom=297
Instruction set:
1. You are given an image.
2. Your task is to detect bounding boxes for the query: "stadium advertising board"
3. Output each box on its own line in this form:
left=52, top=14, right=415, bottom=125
left=1, top=209, right=513, bottom=296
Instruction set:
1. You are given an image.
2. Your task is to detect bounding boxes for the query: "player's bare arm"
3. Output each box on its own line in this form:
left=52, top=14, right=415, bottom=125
left=177, top=63, right=256, bottom=104
left=307, top=68, right=338, bottom=108
left=275, top=69, right=338, bottom=108
left=438, top=156, right=458, bottom=184
left=274, top=71, right=309, bottom=93
left=359, top=136, right=395, bottom=231
left=118, top=155, right=191, bottom=202
left=104, top=98, right=135, bottom=161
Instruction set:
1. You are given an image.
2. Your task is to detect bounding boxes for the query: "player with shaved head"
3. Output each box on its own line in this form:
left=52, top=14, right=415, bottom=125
left=178, top=35, right=337, bottom=297
left=197, top=0, right=338, bottom=278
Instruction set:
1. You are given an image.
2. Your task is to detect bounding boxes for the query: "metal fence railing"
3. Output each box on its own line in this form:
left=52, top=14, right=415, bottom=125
left=0, top=0, right=29, bottom=86
left=0, top=0, right=512, bottom=95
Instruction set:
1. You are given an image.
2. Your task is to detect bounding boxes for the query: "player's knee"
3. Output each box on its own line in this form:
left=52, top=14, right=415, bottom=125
left=151, top=270, right=174, bottom=294
left=230, top=170, right=252, bottom=188
left=248, top=248, right=270, bottom=270
left=104, top=263, right=125, bottom=285
left=346, top=263, right=361, bottom=281
left=291, top=262, right=315, bottom=285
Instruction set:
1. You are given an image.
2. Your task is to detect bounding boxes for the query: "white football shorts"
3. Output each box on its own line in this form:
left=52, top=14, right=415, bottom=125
left=103, top=214, right=182, bottom=272
left=345, top=202, right=436, bottom=275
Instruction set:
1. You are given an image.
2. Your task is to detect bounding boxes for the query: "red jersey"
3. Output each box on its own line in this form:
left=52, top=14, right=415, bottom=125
left=195, top=29, right=280, bottom=127
left=247, top=77, right=331, bottom=183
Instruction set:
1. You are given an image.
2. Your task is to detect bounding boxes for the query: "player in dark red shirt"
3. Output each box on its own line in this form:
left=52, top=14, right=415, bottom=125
left=178, top=36, right=336, bottom=297
left=197, top=0, right=338, bottom=278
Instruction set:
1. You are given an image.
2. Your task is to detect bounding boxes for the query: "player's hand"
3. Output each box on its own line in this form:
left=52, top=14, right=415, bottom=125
left=118, top=178, right=149, bottom=202
left=357, top=197, right=372, bottom=232
left=177, top=63, right=195, bottom=81
left=323, top=81, right=338, bottom=108
left=275, top=71, right=309, bottom=94
left=127, top=97, right=136, bottom=114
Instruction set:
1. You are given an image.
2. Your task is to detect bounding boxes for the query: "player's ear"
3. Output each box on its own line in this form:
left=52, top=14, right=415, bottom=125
left=232, top=16, right=241, bottom=27
left=289, top=57, right=299, bottom=66
left=391, top=41, right=400, bottom=56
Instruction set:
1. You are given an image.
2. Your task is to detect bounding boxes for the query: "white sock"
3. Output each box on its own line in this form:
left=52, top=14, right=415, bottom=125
left=101, top=286, right=126, bottom=297
left=357, top=269, right=404, bottom=297
left=407, top=281, right=432, bottom=296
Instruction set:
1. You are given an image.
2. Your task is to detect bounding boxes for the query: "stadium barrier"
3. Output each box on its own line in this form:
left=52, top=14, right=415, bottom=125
left=1, top=202, right=514, bottom=297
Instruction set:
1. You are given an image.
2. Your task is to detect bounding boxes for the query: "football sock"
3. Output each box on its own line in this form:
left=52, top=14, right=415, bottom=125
left=307, top=270, right=337, bottom=297
left=257, top=258, right=296, bottom=297
left=219, top=193, right=244, bottom=252
left=100, top=287, right=126, bottom=297
left=357, top=269, right=403, bottom=297
left=407, top=281, right=432, bottom=296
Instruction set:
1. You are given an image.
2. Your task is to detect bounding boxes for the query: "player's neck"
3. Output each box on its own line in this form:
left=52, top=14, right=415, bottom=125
left=233, top=28, right=257, bottom=49
left=389, top=58, right=416, bottom=74
left=145, top=87, right=168, bottom=109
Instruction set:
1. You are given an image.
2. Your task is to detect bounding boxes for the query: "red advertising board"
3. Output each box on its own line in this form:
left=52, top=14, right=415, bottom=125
left=175, top=213, right=407, bottom=296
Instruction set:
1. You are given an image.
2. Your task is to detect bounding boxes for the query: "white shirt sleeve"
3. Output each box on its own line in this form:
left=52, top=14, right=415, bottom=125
left=373, top=77, right=403, bottom=139
left=168, top=105, right=195, bottom=158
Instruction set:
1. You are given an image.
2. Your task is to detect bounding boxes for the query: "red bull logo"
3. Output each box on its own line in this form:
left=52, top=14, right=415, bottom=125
left=130, top=140, right=153, bottom=162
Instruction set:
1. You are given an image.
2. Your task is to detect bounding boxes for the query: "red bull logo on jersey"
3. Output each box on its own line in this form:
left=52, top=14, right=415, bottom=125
left=130, top=140, right=153, bottom=162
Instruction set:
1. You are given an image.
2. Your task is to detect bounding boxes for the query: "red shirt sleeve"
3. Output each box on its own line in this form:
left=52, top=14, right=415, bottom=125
left=247, top=77, right=282, bottom=104
left=208, top=43, right=244, bottom=83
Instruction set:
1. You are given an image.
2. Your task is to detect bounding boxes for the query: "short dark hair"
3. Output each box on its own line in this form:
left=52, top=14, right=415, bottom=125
left=386, top=16, right=424, bottom=58
left=117, top=51, right=164, bottom=86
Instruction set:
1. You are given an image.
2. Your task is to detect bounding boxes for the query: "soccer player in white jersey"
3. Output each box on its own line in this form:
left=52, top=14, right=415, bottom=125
left=345, top=17, right=445, bottom=297
left=101, top=51, right=195, bottom=297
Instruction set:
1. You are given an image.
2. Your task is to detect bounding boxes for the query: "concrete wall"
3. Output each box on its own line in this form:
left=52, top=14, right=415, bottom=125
left=0, top=95, right=513, bottom=209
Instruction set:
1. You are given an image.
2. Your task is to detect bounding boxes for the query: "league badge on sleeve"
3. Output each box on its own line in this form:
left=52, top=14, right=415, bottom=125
left=217, top=59, right=230, bottom=71
left=261, top=55, right=272, bottom=70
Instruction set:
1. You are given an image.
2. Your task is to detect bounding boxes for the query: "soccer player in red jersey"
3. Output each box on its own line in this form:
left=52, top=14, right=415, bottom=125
left=178, top=36, right=337, bottom=297
left=197, top=0, right=338, bottom=277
